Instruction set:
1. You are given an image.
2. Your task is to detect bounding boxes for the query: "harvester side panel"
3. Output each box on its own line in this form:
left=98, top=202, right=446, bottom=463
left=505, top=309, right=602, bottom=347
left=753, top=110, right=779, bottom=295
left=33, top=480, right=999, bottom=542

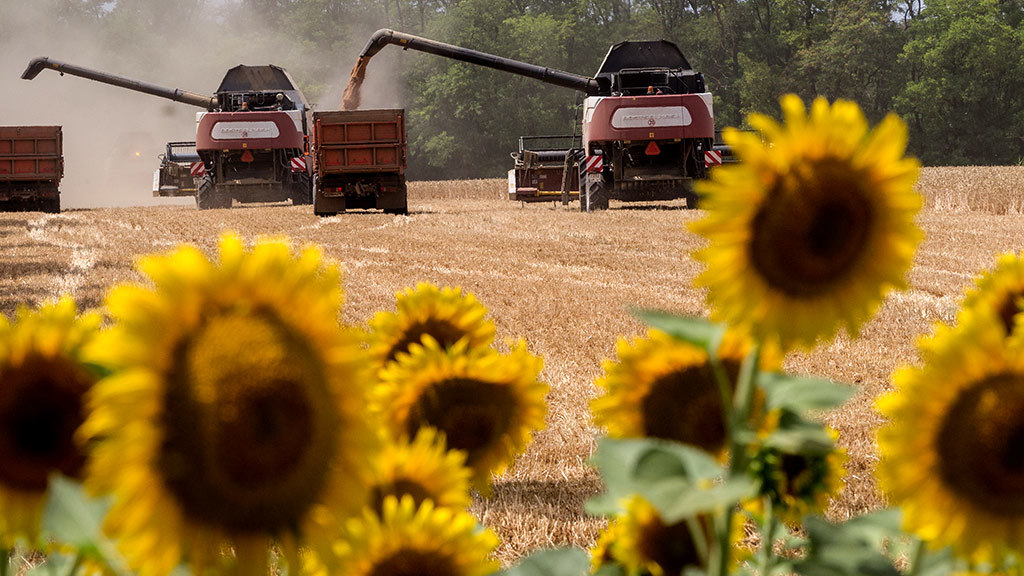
left=195, top=111, right=304, bottom=151
left=312, top=109, right=407, bottom=215
left=582, top=93, right=714, bottom=146
left=0, top=126, right=63, bottom=212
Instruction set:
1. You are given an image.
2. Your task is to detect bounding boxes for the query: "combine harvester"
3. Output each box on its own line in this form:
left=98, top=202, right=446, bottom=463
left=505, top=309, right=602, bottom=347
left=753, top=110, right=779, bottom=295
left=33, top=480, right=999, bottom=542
left=22, top=58, right=313, bottom=210
left=346, top=29, right=718, bottom=211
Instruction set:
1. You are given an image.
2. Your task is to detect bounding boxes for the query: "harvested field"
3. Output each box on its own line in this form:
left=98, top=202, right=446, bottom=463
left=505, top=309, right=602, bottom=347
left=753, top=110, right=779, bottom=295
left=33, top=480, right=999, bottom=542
left=2, top=167, right=1023, bottom=564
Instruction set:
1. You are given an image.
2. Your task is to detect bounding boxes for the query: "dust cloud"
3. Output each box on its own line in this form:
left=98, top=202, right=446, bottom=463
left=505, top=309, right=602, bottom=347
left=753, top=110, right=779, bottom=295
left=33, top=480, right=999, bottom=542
left=1, top=2, right=397, bottom=209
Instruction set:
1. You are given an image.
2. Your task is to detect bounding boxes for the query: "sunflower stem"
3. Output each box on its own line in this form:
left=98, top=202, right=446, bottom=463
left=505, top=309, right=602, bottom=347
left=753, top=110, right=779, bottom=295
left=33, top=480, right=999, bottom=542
left=758, top=499, right=778, bottom=576
left=711, top=510, right=733, bottom=576
left=0, top=548, right=9, bottom=576
left=730, top=343, right=761, bottom=470
left=710, top=354, right=735, bottom=441
left=907, top=538, right=927, bottom=576
left=67, top=553, right=84, bottom=576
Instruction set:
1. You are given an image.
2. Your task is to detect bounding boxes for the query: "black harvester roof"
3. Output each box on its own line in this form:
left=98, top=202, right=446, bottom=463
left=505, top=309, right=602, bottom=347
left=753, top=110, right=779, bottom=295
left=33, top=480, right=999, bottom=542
left=215, top=65, right=309, bottom=112
left=595, top=41, right=705, bottom=96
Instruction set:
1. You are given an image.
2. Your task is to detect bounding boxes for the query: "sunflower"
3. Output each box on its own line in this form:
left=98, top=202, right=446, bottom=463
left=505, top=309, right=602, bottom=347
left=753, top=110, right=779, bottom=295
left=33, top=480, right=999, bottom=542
left=691, top=94, right=922, bottom=350
left=961, top=250, right=1024, bottom=338
left=591, top=329, right=779, bottom=458
left=332, top=495, right=500, bottom=576
left=374, top=337, right=547, bottom=492
left=589, top=518, right=623, bottom=573
left=367, top=283, right=496, bottom=371
left=877, top=308, right=1024, bottom=562
left=747, top=430, right=847, bottom=525
left=79, top=233, right=376, bottom=575
left=366, top=427, right=472, bottom=514
left=612, top=496, right=712, bottom=576
left=0, top=298, right=100, bottom=546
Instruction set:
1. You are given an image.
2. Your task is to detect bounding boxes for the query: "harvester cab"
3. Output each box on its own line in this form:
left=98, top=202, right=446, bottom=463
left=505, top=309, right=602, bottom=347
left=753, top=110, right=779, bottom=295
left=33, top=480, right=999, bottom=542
left=347, top=29, right=714, bottom=211
left=21, top=58, right=313, bottom=210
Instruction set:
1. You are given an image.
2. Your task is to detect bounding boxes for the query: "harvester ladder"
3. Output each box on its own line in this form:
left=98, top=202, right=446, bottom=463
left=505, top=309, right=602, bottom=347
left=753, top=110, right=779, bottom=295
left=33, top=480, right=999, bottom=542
left=560, top=93, right=582, bottom=206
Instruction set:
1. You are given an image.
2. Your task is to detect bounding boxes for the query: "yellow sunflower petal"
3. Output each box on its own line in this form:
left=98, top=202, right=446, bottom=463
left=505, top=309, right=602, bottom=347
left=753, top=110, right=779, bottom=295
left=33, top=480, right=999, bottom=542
left=334, top=495, right=500, bottom=576
left=877, top=308, right=1024, bottom=562
left=366, top=427, right=473, bottom=514
left=367, top=283, right=496, bottom=373
left=374, top=337, right=547, bottom=492
left=0, top=297, right=100, bottom=547
left=692, top=94, right=922, bottom=350
left=81, top=233, right=376, bottom=575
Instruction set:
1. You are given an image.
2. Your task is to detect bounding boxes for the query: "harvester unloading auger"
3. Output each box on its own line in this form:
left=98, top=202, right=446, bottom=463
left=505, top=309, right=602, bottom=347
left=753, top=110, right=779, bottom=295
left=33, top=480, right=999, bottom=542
left=344, top=29, right=715, bottom=211
left=22, top=58, right=313, bottom=210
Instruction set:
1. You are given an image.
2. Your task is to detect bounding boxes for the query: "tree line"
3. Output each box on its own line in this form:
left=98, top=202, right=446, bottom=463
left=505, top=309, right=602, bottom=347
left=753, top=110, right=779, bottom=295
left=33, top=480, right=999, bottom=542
left=13, top=0, right=1024, bottom=178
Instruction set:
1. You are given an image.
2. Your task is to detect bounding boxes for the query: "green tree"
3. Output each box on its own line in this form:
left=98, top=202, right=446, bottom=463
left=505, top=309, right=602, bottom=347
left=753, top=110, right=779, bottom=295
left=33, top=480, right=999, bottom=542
left=895, top=0, right=1024, bottom=164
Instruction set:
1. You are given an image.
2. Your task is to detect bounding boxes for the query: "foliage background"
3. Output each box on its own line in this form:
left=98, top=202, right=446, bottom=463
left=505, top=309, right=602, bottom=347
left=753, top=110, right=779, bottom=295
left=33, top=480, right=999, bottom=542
left=3, top=0, right=1024, bottom=183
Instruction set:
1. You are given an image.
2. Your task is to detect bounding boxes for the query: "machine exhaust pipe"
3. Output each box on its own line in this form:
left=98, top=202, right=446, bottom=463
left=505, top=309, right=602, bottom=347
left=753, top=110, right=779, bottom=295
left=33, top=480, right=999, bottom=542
left=21, top=57, right=218, bottom=110
left=358, top=29, right=605, bottom=96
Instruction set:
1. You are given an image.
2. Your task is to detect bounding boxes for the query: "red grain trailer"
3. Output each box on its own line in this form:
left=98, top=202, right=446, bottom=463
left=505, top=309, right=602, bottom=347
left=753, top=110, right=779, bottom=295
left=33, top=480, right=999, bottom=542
left=312, top=109, right=407, bottom=216
left=0, top=126, right=62, bottom=213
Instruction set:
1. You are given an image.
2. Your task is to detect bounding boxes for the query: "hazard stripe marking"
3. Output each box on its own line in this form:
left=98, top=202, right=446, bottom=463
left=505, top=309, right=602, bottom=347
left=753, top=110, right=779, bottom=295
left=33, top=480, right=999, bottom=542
left=585, top=155, right=603, bottom=173
left=704, top=150, right=722, bottom=167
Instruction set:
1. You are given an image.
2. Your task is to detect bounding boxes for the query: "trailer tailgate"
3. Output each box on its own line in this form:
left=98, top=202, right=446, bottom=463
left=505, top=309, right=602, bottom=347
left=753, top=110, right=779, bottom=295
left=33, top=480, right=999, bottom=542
left=313, top=109, right=405, bottom=175
left=0, top=126, right=63, bottom=182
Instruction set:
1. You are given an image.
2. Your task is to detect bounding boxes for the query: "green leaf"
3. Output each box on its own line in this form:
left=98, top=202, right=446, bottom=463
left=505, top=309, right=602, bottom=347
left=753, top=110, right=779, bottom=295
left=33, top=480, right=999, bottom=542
left=41, top=475, right=128, bottom=575
left=792, top=510, right=906, bottom=576
left=759, top=373, right=855, bottom=413
left=585, top=437, right=751, bottom=522
left=631, top=310, right=725, bottom=351
left=592, top=564, right=627, bottom=576
left=497, top=548, right=589, bottom=576
left=760, top=412, right=836, bottom=454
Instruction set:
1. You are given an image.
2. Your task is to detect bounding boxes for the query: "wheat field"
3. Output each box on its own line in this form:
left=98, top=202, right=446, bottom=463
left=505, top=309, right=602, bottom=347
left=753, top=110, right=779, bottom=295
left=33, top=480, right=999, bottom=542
left=2, top=167, right=1023, bottom=564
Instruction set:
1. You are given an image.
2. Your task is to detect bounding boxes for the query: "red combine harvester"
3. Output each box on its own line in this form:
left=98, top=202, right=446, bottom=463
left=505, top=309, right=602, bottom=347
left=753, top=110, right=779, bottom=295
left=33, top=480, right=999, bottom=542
left=0, top=126, right=63, bottom=213
left=353, top=29, right=715, bottom=211
left=21, top=59, right=312, bottom=210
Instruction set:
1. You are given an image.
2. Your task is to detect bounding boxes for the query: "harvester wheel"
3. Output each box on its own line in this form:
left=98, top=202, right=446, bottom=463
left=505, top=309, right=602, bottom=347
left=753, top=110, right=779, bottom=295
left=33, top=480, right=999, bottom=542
left=291, top=172, right=313, bottom=205
left=685, top=189, right=700, bottom=209
left=196, top=175, right=229, bottom=210
left=581, top=171, right=610, bottom=212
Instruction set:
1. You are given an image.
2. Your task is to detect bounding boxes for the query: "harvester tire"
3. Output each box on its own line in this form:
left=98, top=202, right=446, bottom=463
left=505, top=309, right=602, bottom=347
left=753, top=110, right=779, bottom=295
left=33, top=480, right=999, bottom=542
left=291, top=172, right=313, bottom=206
left=685, top=190, right=700, bottom=209
left=196, top=175, right=229, bottom=210
left=581, top=171, right=610, bottom=212
left=39, top=197, right=60, bottom=214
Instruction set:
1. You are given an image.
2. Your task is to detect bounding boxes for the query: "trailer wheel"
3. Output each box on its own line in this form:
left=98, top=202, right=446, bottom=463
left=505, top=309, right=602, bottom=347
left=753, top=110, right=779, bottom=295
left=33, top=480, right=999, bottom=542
left=39, top=197, right=60, bottom=214
left=196, top=174, right=229, bottom=210
left=291, top=172, right=312, bottom=205
left=580, top=171, right=610, bottom=212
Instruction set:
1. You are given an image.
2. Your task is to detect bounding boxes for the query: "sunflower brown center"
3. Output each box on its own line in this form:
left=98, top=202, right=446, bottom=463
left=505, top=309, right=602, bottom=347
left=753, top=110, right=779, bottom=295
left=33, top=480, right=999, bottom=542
left=161, top=311, right=338, bottom=532
left=368, top=549, right=457, bottom=576
left=0, top=355, right=90, bottom=491
left=996, top=289, right=1024, bottom=335
left=936, top=372, right=1024, bottom=517
left=386, top=320, right=467, bottom=362
left=641, top=365, right=726, bottom=454
left=405, top=378, right=515, bottom=467
left=750, top=159, right=875, bottom=298
left=369, top=479, right=435, bottom=515
left=638, top=515, right=706, bottom=575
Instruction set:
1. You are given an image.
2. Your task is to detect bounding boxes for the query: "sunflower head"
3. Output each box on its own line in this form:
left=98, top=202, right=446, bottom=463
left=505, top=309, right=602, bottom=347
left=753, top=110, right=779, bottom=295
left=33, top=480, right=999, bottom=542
left=334, top=495, right=500, bottom=576
left=747, top=430, right=847, bottom=525
left=961, top=250, right=1024, bottom=338
left=591, top=329, right=775, bottom=458
left=80, top=232, right=376, bottom=575
left=613, top=496, right=712, bottom=576
left=691, top=94, right=922, bottom=350
left=367, top=283, right=496, bottom=371
left=367, top=427, right=472, bottom=514
left=374, top=337, right=547, bottom=492
left=877, top=308, right=1024, bottom=562
left=0, top=297, right=100, bottom=546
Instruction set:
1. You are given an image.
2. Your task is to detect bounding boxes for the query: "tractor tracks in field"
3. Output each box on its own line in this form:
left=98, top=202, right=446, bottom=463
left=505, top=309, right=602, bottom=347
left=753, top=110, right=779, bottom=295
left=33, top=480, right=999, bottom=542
left=26, top=213, right=102, bottom=300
